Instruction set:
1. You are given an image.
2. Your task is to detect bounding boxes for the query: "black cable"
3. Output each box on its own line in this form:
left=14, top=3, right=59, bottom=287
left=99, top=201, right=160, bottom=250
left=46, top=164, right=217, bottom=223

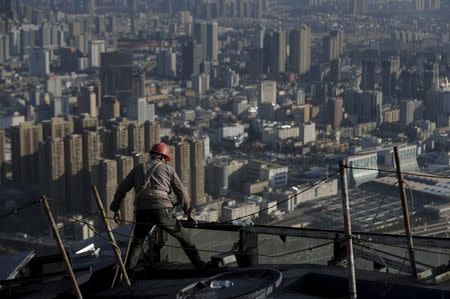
left=346, top=166, right=450, bottom=180
left=0, top=199, right=41, bottom=222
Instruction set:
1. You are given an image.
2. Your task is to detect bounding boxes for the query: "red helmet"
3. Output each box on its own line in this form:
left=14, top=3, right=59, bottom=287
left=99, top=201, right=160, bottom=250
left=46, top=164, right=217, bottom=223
left=150, top=143, right=172, bottom=161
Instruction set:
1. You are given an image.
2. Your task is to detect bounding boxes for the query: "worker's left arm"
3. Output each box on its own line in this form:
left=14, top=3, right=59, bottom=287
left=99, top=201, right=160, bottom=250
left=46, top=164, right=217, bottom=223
left=110, top=167, right=135, bottom=213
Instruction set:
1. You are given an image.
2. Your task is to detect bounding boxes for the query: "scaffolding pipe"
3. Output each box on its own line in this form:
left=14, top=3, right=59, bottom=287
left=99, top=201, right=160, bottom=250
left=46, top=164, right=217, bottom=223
left=393, top=146, right=418, bottom=278
left=339, top=161, right=357, bottom=299
left=40, top=196, right=83, bottom=299
left=91, top=185, right=132, bottom=289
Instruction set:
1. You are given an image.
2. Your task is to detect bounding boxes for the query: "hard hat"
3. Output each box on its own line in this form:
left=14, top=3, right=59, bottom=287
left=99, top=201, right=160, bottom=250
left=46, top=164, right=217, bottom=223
left=150, top=143, right=172, bottom=161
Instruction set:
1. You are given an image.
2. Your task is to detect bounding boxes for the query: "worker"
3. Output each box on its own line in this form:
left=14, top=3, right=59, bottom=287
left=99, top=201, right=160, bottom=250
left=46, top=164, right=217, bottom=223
left=110, top=142, right=206, bottom=273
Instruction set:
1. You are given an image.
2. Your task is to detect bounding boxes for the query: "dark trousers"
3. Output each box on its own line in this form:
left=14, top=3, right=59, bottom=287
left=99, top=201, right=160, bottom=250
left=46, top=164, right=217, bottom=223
left=126, top=208, right=204, bottom=273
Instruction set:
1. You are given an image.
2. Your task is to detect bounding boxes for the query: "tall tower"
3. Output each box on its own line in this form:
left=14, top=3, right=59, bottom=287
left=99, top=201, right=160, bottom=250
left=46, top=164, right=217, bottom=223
left=42, top=117, right=74, bottom=139
left=39, top=137, right=66, bottom=212
left=265, top=29, right=286, bottom=73
left=89, top=40, right=105, bottom=68
left=93, top=159, right=117, bottom=225
left=64, top=134, right=84, bottom=211
left=193, top=20, right=208, bottom=59
left=11, top=122, right=43, bottom=188
left=100, top=52, right=134, bottom=102
left=289, top=26, right=311, bottom=75
left=128, top=122, right=145, bottom=153
left=116, top=155, right=135, bottom=223
left=82, top=131, right=101, bottom=173
left=144, top=121, right=160, bottom=152
left=323, top=30, right=344, bottom=62
left=111, top=123, right=129, bottom=157
left=175, top=141, right=191, bottom=196
left=206, top=20, right=218, bottom=61
left=189, top=138, right=206, bottom=206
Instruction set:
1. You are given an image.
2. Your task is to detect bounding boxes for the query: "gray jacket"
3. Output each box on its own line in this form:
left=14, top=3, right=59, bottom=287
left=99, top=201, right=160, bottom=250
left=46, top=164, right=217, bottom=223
left=110, top=158, right=192, bottom=214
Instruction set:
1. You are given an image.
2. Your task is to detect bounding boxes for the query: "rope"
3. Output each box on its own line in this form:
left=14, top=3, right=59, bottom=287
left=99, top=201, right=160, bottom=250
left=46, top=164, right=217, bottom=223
left=345, top=165, right=450, bottom=180
left=0, top=200, right=41, bottom=222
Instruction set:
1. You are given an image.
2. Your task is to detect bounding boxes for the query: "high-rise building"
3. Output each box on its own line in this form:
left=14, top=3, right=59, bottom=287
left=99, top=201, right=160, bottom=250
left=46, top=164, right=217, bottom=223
left=192, top=73, right=210, bottom=95
left=264, top=29, right=286, bottom=73
left=100, top=96, right=120, bottom=120
left=289, top=26, right=311, bottom=75
left=89, top=40, right=105, bottom=68
left=400, top=99, right=423, bottom=126
left=258, top=80, right=277, bottom=104
left=189, top=138, right=206, bottom=206
left=11, top=122, right=43, bottom=188
left=0, top=35, right=10, bottom=63
left=158, top=49, right=177, bottom=78
left=110, top=123, right=129, bottom=157
left=78, top=86, right=98, bottom=117
left=247, top=47, right=265, bottom=79
left=182, top=41, right=203, bottom=79
left=64, top=134, right=84, bottom=211
left=82, top=131, right=101, bottom=173
left=329, top=58, right=342, bottom=83
left=352, top=0, right=368, bottom=16
left=344, top=90, right=383, bottom=125
left=193, top=20, right=218, bottom=61
left=29, top=48, right=50, bottom=76
left=131, top=70, right=145, bottom=98
left=174, top=141, right=191, bottom=196
left=360, top=60, right=376, bottom=90
left=128, top=96, right=154, bottom=123
left=423, top=63, right=439, bottom=91
left=323, top=30, right=344, bottom=62
left=116, top=155, right=134, bottom=223
left=39, top=137, right=66, bottom=212
left=144, top=121, right=160, bottom=152
left=381, top=57, right=399, bottom=98
left=0, top=0, right=17, bottom=19
left=100, top=52, right=135, bottom=102
left=206, top=21, right=218, bottom=61
left=327, top=97, right=343, bottom=129
left=73, top=113, right=98, bottom=134
left=92, top=159, right=117, bottom=224
left=42, top=117, right=74, bottom=139
left=128, top=122, right=145, bottom=153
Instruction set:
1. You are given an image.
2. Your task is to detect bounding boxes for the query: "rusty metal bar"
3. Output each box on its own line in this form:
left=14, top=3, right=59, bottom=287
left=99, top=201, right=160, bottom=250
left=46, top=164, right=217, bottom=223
left=91, top=186, right=132, bottom=288
left=40, top=196, right=83, bottom=299
left=339, top=160, right=357, bottom=299
left=393, top=146, right=418, bottom=278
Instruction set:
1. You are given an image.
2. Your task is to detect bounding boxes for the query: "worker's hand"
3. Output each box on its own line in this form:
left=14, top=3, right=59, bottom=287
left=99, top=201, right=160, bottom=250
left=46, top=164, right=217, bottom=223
left=113, top=211, right=121, bottom=224
left=187, top=214, right=198, bottom=227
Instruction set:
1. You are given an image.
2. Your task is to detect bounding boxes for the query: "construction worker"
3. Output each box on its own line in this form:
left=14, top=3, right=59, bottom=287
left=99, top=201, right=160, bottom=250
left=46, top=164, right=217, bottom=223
left=110, top=142, right=206, bottom=273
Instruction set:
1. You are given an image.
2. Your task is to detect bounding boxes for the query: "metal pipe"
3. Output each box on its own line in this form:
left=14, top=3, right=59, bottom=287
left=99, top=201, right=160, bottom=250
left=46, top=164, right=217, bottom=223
left=393, top=146, right=418, bottom=278
left=91, top=185, right=132, bottom=288
left=40, top=196, right=83, bottom=299
left=339, top=161, right=357, bottom=299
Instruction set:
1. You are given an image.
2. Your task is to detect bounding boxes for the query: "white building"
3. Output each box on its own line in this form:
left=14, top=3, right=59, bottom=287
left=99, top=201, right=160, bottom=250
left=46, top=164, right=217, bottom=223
left=192, top=73, right=210, bottom=95
left=300, top=122, right=316, bottom=144
left=128, top=97, right=155, bottom=123
left=258, top=80, right=276, bottom=104
left=221, top=202, right=260, bottom=222
left=89, top=40, right=105, bottom=68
